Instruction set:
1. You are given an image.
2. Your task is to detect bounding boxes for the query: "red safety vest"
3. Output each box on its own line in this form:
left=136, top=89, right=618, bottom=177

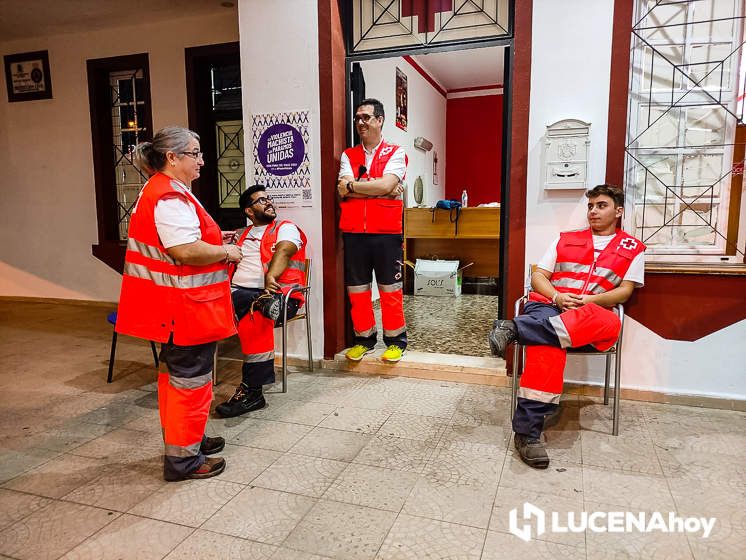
left=116, top=172, right=236, bottom=345
left=339, top=140, right=407, bottom=234
left=231, top=220, right=308, bottom=303
left=550, top=228, right=645, bottom=295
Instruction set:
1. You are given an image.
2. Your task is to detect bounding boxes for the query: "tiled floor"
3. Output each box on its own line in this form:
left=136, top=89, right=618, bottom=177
left=379, top=294, right=499, bottom=357
left=1, top=300, right=746, bottom=559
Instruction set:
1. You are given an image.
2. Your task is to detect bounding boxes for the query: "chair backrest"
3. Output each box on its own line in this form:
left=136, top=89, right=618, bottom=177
left=302, top=258, right=312, bottom=287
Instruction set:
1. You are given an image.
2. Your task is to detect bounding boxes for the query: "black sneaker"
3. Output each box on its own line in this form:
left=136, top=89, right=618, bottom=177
left=201, top=436, right=225, bottom=455
left=514, top=433, right=549, bottom=469
left=489, top=320, right=517, bottom=358
left=215, top=384, right=266, bottom=418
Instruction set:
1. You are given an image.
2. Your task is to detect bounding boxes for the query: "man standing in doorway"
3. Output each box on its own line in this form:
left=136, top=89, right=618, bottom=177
left=337, top=98, right=408, bottom=363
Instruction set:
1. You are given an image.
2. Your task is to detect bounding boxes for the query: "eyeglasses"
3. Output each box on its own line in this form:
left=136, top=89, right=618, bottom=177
left=353, top=113, right=379, bottom=124
left=251, top=196, right=274, bottom=206
left=180, top=150, right=204, bottom=160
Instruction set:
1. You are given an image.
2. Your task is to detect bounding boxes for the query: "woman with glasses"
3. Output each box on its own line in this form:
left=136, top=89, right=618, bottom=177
left=116, top=126, right=242, bottom=481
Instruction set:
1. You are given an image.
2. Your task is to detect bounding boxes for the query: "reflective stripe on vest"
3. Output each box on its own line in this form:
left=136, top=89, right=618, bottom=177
left=124, top=262, right=228, bottom=289
left=126, top=237, right=176, bottom=265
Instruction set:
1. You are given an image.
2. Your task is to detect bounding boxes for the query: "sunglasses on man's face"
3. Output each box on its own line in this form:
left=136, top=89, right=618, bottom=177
left=353, top=113, right=378, bottom=124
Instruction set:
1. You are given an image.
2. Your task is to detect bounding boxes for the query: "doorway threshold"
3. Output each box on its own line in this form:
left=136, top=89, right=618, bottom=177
left=322, top=350, right=507, bottom=386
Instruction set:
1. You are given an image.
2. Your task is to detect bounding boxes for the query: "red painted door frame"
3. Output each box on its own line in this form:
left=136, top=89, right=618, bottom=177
left=317, top=1, right=533, bottom=358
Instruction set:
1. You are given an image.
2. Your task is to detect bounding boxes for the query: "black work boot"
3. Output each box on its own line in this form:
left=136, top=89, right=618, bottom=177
left=201, top=436, right=225, bottom=455
left=215, top=384, right=266, bottom=418
left=514, top=433, right=549, bottom=469
left=489, top=320, right=517, bottom=358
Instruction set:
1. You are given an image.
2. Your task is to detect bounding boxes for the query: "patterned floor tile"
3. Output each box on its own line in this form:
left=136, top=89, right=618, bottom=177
left=0, top=489, right=52, bottom=531
left=2, top=454, right=105, bottom=498
left=499, top=456, right=583, bottom=500
left=322, top=463, right=419, bottom=512
left=252, top=453, right=347, bottom=497
left=128, top=478, right=244, bottom=527
left=231, top=419, right=312, bottom=452
left=201, top=486, right=315, bottom=544
left=217, top=444, right=282, bottom=485
left=318, top=406, right=392, bottom=434
left=401, top=474, right=496, bottom=528
left=289, top=427, right=371, bottom=461
left=60, top=514, right=192, bottom=560
left=284, top=500, right=396, bottom=560
left=0, top=501, right=118, bottom=560
left=163, top=529, right=277, bottom=559
left=375, top=514, right=485, bottom=560
left=481, top=530, right=585, bottom=560
left=353, top=435, right=436, bottom=473
left=377, top=413, right=447, bottom=443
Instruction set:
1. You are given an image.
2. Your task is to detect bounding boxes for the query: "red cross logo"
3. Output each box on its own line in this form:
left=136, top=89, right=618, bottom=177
left=620, top=238, right=638, bottom=251
left=733, top=161, right=744, bottom=176
left=401, top=0, right=454, bottom=33
left=380, top=146, right=394, bottom=156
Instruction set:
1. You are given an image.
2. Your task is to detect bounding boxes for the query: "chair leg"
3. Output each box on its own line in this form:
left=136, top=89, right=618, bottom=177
left=107, top=331, right=118, bottom=383
left=281, top=317, right=288, bottom=395
left=603, top=354, right=611, bottom=405
left=305, top=308, right=313, bottom=373
left=613, top=350, right=622, bottom=436
left=510, top=342, right=521, bottom=421
left=150, top=342, right=159, bottom=368
left=212, top=345, right=218, bottom=386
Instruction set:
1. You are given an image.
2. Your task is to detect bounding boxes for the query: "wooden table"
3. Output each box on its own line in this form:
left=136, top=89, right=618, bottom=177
left=403, top=207, right=500, bottom=293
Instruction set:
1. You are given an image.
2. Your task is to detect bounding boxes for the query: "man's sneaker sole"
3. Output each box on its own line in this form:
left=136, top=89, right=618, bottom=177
left=345, top=348, right=374, bottom=362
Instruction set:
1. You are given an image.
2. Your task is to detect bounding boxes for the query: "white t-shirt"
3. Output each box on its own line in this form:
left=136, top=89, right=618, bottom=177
left=231, top=222, right=303, bottom=289
left=537, top=234, right=645, bottom=287
left=338, top=139, right=407, bottom=181
left=153, top=180, right=202, bottom=248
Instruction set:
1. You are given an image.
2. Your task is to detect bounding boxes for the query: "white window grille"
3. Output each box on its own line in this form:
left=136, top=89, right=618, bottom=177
left=626, top=0, right=746, bottom=263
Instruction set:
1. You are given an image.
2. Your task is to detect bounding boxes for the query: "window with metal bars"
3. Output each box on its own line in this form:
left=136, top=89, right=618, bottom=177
left=625, top=0, right=745, bottom=264
left=348, top=0, right=511, bottom=54
left=88, top=53, right=153, bottom=272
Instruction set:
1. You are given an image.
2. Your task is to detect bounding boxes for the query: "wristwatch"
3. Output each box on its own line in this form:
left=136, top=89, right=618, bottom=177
left=346, top=181, right=354, bottom=193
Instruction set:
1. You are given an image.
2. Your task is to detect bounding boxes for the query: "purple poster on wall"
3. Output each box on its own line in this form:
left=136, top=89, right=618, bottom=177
left=256, top=123, right=304, bottom=176
left=252, top=111, right=312, bottom=208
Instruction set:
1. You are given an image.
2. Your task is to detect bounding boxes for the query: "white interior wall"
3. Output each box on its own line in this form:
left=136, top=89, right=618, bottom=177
left=358, top=58, right=447, bottom=206
left=237, top=0, right=324, bottom=359
left=529, top=0, right=746, bottom=400
left=0, top=12, right=239, bottom=301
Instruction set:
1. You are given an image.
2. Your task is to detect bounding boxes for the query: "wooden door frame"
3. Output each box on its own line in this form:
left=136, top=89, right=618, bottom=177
left=317, top=0, right=532, bottom=359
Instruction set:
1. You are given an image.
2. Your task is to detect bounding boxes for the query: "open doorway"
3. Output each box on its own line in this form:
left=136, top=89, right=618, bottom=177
left=350, top=45, right=508, bottom=359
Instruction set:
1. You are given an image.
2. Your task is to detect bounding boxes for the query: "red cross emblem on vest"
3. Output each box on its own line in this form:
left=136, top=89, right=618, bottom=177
left=620, top=238, right=638, bottom=251
left=379, top=146, right=394, bottom=157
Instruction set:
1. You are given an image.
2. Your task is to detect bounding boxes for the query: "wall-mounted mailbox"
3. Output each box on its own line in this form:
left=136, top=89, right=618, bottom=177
left=544, top=119, right=591, bottom=190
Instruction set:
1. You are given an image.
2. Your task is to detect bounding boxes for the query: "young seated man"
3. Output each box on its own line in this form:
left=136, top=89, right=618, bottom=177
left=490, top=184, right=645, bottom=469
left=215, top=184, right=307, bottom=418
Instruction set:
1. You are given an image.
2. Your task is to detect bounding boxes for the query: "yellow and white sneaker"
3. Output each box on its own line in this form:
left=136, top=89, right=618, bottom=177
left=381, top=345, right=405, bottom=363
left=345, top=344, right=375, bottom=362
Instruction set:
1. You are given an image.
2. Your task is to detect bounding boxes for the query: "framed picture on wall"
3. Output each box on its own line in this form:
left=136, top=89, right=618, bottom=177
left=395, top=67, right=407, bottom=131
left=4, top=50, right=53, bottom=102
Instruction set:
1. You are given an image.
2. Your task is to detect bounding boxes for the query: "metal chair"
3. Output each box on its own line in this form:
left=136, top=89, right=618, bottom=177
left=106, top=311, right=159, bottom=383
left=509, top=270, right=624, bottom=436
left=213, top=259, right=313, bottom=393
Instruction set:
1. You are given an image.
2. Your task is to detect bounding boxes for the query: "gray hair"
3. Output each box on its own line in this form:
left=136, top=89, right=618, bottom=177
left=133, top=126, right=200, bottom=175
